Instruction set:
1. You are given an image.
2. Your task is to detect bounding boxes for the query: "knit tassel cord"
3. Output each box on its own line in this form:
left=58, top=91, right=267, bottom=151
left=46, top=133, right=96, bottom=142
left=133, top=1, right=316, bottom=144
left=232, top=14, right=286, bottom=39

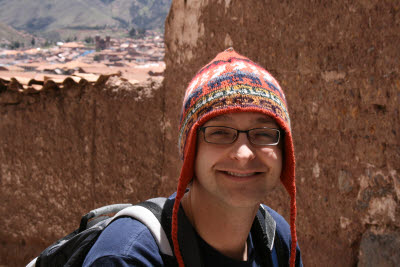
left=171, top=130, right=197, bottom=267
left=289, top=193, right=297, bottom=267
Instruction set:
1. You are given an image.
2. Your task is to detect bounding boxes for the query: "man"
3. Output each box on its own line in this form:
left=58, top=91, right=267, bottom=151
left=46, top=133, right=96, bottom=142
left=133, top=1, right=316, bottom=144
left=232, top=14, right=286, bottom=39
left=83, top=48, right=302, bottom=266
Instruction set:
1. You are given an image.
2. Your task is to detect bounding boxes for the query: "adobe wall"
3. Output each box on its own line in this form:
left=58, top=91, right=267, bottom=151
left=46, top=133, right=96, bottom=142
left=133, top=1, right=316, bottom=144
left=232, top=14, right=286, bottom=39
left=163, top=0, right=400, bottom=266
left=1, top=1, right=399, bottom=266
left=0, top=76, right=178, bottom=265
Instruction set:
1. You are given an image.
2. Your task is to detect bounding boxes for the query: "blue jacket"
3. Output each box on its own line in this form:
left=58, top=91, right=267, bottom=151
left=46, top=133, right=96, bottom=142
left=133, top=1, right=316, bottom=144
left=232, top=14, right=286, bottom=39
left=83, top=196, right=302, bottom=267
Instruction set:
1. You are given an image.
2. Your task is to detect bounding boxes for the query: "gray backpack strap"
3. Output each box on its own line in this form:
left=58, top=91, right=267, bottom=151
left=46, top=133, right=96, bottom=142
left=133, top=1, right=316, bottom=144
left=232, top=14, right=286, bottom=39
left=109, top=197, right=173, bottom=257
left=26, top=257, right=37, bottom=267
left=147, top=197, right=169, bottom=208
left=82, top=204, right=132, bottom=230
left=250, top=205, right=278, bottom=266
left=259, top=205, right=277, bottom=251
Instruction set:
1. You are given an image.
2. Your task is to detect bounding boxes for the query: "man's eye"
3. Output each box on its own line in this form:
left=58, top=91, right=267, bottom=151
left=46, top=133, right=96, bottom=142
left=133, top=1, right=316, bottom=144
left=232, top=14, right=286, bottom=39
left=209, top=129, right=230, bottom=135
left=251, top=130, right=277, bottom=141
left=256, top=132, right=274, bottom=138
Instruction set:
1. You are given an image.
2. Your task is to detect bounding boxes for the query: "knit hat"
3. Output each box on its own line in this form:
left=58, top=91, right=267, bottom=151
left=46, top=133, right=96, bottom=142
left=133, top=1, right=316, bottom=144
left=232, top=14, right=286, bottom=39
left=172, top=48, right=297, bottom=267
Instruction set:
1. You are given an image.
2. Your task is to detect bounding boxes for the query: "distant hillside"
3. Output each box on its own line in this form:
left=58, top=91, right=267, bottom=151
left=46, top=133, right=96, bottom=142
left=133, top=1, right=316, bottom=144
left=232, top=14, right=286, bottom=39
left=0, top=22, right=36, bottom=47
left=0, top=0, right=171, bottom=37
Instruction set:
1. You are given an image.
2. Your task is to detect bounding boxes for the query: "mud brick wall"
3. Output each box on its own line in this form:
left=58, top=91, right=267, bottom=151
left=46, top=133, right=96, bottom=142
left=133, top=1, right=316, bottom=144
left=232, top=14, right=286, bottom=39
left=163, top=1, right=400, bottom=266
left=1, top=0, right=399, bottom=266
left=0, top=76, right=178, bottom=265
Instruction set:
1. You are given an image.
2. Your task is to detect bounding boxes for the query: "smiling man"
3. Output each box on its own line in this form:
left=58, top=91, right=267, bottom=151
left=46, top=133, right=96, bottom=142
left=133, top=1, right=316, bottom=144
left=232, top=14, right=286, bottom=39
left=84, top=48, right=302, bottom=267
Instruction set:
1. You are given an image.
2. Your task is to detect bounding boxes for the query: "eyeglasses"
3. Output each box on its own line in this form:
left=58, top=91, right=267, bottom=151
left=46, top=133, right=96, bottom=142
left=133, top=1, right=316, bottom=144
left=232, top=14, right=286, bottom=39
left=199, top=126, right=281, bottom=146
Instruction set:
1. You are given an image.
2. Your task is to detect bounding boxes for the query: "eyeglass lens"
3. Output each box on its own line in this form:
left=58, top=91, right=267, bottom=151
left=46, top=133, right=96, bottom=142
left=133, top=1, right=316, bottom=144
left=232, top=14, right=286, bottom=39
left=203, top=126, right=279, bottom=145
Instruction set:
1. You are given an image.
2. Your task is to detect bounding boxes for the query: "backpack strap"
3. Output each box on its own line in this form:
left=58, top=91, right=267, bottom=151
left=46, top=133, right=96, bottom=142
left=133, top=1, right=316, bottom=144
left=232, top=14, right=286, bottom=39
left=250, top=205, right=278, bottom=266
left=177, top=203, right=203, bottom=267
left=110, top=197, right=174, bottom=257
left=80, top=203, right=132, bottom=231
left=258, top=205, right=277, bottom=251
left=274, top=231, right=289, bottom=267
left=161, top=198, right=204, bottom=267
left=253, top=205, right=293, bottom=267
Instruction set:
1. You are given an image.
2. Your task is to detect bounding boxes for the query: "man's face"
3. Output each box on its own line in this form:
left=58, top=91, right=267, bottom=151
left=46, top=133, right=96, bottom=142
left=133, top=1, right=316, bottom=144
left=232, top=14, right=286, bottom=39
left=193, top=112, right=283, bottom=209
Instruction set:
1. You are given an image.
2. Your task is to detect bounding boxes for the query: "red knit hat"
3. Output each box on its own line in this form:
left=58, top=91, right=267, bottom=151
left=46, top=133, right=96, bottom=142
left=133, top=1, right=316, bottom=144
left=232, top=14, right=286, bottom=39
left=172, top=48, right=297, bottom=266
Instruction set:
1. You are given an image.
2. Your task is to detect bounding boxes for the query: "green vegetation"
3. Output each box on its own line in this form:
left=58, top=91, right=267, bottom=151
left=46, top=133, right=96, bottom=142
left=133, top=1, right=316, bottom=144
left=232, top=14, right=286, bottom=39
left=43, top=40, right=54, bottom=48
left=84, top=36, right=94, bottom=44
left=0, top=21, right=32, bottom=48
left=10, top=41, right=22, bottom=49
left=128, top=26, right=147, bottom=39
left=129, top=0, right=171, bottom=32
left=93, top=55, right=101, bottom=62
left=129, top=27, right=137, bottom=37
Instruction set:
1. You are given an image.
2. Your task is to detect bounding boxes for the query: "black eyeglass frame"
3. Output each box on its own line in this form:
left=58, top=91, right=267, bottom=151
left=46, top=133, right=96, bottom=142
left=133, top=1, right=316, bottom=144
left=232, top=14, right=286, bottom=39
left=198, top=126, right=281, bottom=146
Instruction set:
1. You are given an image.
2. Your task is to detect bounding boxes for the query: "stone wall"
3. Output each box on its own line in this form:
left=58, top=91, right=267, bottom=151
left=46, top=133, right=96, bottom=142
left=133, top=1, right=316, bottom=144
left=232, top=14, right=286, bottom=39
left=0, top=76, right=178, bottom=265
left=163, top=0, right=400, bottom=266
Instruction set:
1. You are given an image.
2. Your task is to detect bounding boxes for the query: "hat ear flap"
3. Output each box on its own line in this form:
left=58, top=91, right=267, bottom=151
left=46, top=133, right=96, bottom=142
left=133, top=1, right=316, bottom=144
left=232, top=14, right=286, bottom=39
left=171, top=126, right=197, bottom=267
left=175, top=48, right=298, bottom=267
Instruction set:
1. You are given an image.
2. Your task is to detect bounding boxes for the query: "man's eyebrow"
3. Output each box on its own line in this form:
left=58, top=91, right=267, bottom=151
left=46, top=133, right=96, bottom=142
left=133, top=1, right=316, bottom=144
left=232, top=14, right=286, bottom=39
left=208, top=115, right=276, bottom=124
left=208, top=115, right=230, bottom=122
left=256, top=117, right=276, bottom=124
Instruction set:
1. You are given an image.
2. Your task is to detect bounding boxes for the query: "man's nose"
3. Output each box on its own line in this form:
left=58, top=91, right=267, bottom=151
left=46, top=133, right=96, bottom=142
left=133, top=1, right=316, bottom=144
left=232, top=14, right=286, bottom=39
left=229, top=133, right=255, bottom=162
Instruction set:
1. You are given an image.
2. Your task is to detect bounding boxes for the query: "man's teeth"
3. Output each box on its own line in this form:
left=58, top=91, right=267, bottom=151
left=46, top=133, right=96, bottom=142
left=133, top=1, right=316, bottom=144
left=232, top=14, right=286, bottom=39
left=226, top=171, right=256, bottom=177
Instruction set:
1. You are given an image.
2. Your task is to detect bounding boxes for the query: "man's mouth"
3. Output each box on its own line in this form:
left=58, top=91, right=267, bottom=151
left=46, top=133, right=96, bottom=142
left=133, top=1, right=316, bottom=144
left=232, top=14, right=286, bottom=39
left=224, top=171, right=260, bottom=177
